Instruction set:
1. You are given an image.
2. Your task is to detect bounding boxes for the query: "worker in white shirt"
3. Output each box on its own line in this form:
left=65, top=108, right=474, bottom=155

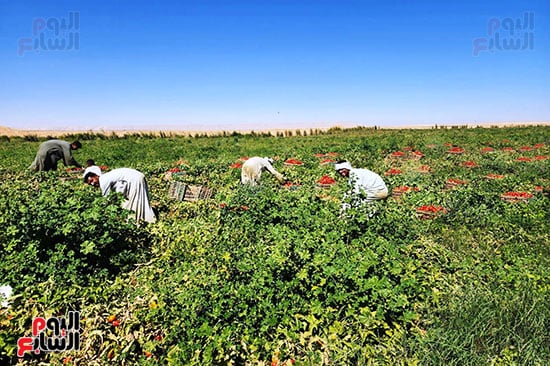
left=241, top=157, right=286, bottom=186
left=84, top=168, right=156, bottom=224
left=335, top=160, right=388, bottom=213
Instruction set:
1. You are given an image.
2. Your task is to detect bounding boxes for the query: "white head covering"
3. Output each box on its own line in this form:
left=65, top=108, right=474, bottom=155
left=83, top=165, right=102, bottom=177
left=334, top=161, right=352, bottom=171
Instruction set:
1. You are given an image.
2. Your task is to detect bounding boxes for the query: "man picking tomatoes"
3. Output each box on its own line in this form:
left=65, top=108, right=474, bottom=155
left=29, top=139, right=82, bottom=172
left=241, top=157, right=286, bottom=186
left=84, top=168, right=156, bottom=224
left=335, top=160, right=388, bottom=213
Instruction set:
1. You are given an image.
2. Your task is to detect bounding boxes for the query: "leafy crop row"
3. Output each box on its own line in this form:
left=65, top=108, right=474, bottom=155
left=0, top=125, right=548, bottom=365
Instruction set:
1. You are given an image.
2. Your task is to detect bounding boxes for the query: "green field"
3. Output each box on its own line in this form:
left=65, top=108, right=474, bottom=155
left=1, top=126, right=549, bottom=365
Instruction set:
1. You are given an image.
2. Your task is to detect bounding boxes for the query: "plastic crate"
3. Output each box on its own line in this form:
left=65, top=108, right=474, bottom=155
left=168, top=182, right=215, bottom=201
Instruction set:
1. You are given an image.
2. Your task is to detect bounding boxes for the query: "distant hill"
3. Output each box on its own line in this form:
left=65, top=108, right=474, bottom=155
left=1, top=122, right=548, bottom=138
left=0, top=126, right=23, bottom=136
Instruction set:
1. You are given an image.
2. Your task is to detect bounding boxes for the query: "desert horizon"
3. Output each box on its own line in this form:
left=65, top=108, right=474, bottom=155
left=1, top=121, right=549, bottom=138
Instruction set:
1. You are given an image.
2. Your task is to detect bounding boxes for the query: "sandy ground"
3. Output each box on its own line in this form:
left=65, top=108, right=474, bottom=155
left=0, top=125, right=349, bottom=137
left=1, top=122, right=548, bottom=138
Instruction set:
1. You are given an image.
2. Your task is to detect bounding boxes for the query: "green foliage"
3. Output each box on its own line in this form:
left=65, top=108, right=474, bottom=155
left=417, top=282, right=549, bottom=366
left=0, top=173, right=153, bottom=287
left=0, top=126, right=548, bottom=365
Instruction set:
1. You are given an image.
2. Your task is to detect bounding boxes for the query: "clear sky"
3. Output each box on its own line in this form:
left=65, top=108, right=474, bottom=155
left=1, top=0, right=549, bottom=131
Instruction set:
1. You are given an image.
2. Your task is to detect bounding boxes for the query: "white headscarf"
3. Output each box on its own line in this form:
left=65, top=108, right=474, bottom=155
left=83, top=165, right=102, bottom=177
left=334, top=161, right=352, bottom=171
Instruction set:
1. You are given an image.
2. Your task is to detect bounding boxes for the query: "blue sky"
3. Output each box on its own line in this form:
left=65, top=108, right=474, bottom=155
left=1, top=0, right=548, bottom=131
